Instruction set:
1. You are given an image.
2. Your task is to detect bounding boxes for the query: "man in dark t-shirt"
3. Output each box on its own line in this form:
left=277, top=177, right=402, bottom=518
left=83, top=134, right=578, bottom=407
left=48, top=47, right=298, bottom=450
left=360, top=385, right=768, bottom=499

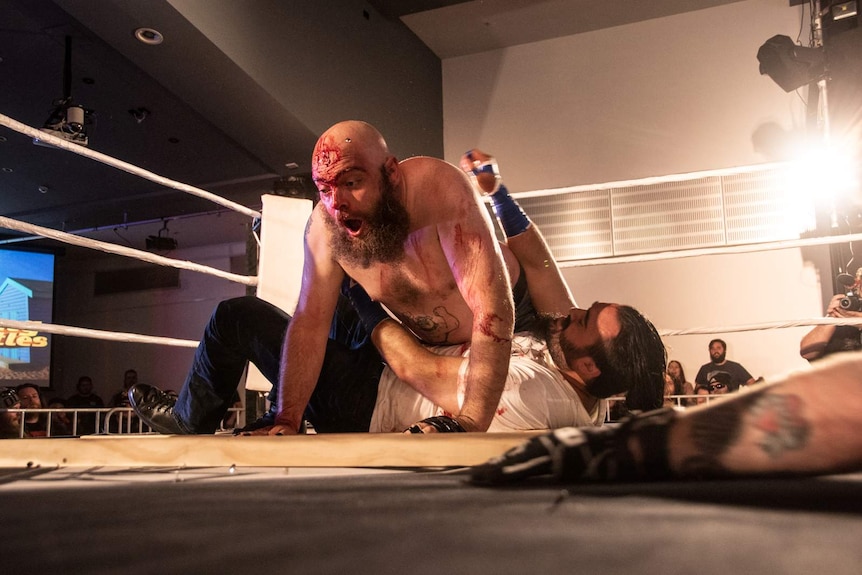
left=694, top=339, right=755, bottom=392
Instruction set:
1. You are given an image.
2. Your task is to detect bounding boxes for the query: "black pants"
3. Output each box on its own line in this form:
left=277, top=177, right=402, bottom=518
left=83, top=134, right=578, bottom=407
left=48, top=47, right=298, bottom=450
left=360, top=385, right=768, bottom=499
left=174, top=296, right=384, bottom=433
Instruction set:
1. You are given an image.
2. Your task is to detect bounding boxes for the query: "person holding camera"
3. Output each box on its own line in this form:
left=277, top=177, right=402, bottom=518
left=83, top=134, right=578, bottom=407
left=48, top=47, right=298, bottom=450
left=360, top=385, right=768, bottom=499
left=800, top=292, right=862, bottom=361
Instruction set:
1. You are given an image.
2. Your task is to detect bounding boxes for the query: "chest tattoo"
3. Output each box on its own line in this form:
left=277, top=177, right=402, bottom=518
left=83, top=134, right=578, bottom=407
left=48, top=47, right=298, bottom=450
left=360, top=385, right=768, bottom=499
left=402, top=307, right=460, bottom=344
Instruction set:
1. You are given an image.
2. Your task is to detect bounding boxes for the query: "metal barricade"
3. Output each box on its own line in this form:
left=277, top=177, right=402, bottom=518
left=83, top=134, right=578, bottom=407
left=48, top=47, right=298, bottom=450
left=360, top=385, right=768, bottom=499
left=0, top=406, right=245, bottom=437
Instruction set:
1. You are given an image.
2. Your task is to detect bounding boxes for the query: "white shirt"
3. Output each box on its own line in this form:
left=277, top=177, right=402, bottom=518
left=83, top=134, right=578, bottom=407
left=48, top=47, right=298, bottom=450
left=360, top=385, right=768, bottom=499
left=369, top=334, right=607, bottom=432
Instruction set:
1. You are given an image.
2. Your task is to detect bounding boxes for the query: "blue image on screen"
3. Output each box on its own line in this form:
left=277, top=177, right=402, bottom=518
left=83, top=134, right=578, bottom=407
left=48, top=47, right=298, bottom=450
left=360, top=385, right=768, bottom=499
left=0, top=248, right=55, bottom=385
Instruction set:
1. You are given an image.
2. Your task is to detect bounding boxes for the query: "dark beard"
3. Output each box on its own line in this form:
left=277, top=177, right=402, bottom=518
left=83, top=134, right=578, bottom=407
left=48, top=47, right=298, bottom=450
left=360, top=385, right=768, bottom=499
left=712, top=352, right=726, bottom=364
left=533, top=313, right=559, bottom=343
left=534, top=313, right=575, bottom=369
left=324, top=167, right=410, bottom=268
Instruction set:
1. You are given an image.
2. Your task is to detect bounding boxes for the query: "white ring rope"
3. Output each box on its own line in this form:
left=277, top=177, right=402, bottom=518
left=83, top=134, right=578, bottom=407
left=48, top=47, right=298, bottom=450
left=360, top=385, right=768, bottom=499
left=660, top=317, right=862, bottom=337
left=0, top=215, right=257, bottom=287
left=0, top=318, right=197, bottom=348
left=0, top=112, right=261, bottom=220
left=556, top=232, right=862, bottom=268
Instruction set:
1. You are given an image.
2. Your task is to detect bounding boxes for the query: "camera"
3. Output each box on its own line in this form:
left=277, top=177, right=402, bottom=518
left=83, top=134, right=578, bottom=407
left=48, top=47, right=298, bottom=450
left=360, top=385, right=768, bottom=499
left=840, top=293, right=862, bottom=311
left=838, top=269, right=862, bottom=311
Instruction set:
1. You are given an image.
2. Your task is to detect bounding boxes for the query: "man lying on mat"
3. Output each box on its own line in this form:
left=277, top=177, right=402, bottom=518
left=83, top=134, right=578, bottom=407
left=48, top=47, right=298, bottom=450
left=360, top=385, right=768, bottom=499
left=129, top=135, right=665, bottom=434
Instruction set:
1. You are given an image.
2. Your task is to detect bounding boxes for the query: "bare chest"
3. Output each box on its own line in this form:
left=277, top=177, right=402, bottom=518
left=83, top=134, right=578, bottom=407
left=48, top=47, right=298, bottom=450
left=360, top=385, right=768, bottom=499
left=343, top=234, right=472, bottom=345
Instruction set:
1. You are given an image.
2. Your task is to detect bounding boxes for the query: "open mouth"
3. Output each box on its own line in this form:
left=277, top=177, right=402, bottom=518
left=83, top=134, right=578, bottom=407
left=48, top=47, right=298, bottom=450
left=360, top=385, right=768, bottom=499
left=345, top=218, right=362, bottom=231
left=343, top=218, right=362, bottom=235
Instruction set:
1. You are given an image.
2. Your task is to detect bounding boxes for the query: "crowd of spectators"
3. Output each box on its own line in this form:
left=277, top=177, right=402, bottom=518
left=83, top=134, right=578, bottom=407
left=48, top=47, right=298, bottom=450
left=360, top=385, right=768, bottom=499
left=0, top=368, right=246, bottom=438
left=0, top=369, right=150, bottom=438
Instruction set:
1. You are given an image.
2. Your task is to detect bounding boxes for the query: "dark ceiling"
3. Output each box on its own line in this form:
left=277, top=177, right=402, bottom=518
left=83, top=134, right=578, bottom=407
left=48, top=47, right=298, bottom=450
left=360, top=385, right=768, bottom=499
left=0, top=0, right=747, bottom=255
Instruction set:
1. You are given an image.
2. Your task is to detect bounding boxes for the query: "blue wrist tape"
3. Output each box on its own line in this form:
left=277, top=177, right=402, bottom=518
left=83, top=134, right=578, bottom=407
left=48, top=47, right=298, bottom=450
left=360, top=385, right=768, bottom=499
left=490, top=184, right=531, bottom=237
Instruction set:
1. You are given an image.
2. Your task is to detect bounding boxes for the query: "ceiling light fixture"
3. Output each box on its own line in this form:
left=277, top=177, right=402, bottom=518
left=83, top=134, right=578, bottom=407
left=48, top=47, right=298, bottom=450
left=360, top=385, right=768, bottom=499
left=146, top=220, right=177, bottom=252
left=134, top=28, right=164, bottom=45
left=34, top=36, right=91, bottom=148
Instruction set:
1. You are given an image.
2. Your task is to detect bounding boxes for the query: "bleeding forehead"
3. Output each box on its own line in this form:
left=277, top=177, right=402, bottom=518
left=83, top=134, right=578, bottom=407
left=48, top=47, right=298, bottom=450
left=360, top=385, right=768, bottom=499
left=312, top=126, right=375, bottom=184
left=313, top=134, right=350, bottom=179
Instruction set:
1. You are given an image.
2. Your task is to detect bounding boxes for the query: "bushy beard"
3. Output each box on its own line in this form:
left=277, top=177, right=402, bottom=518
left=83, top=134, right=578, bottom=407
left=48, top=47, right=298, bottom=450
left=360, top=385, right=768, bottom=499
left=711, top=351, right=726, bottom=364
left=324, top=168, right=411, bottom=268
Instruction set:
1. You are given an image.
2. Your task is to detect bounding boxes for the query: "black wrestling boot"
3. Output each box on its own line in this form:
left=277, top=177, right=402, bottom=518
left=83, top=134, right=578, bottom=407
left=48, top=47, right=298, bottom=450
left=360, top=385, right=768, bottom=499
left=128, top=383, right=186, bottom=435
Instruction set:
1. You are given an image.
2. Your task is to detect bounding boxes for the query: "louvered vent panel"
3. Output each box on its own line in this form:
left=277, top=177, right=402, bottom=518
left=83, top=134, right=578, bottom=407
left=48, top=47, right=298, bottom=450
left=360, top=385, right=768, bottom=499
left=611, top=177, right=725, bottom=255
left=722, top=168, right=817, bottom=245
left=519, top=190, right=613, bottom=260
left=510, top=164, right=814, bottom=263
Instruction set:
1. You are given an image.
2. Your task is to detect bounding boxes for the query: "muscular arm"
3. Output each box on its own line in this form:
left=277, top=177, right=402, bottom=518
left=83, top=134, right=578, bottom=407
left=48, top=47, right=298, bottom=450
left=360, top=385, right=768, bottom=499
left=458, top=149, right=572, bottom=316
left=437, top=167, right=514, bottom=431
left=505, top=224, right=575, bottom=316
left=370, top=319, right=462, bottom=414
left=268, top=210, right=343, bottom=434
left=800, top=294, right=862, bottom=361
left=800, top=325, right=838, bottom=361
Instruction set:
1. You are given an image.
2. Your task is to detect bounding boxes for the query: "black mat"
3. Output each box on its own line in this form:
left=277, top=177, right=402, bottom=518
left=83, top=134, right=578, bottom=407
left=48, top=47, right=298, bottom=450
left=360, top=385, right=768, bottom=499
left=2, top=469, right=861, bottom=574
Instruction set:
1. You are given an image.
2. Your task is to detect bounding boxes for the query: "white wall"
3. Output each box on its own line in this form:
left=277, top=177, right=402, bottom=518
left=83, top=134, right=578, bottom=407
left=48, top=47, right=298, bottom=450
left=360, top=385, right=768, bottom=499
left=443, top=0, right=825, bottom=381
left=51, top=242, right=248, bottom=401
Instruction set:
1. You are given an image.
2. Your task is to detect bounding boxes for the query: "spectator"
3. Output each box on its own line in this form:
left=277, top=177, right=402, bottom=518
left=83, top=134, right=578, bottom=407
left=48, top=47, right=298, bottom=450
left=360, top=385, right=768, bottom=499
left=662, top=373, right=676, bottom=408
left=0, top=387, right=29, bottom=439
left=694, top=383, right=711, bottom=405
left=666, top=360, right=695, bottom=406
left=66, top=376, right=105, bottom=435
left=47, top=397, right=73, bottom=437
left=109, top=369, right=138, bottom=408
left=694, top=339, right=755, bottom=391
left=16, top=383, right=47, bottom=437
left=706, top=371, right=733, bottom=397
left=799, top=293, right=862, bottom=361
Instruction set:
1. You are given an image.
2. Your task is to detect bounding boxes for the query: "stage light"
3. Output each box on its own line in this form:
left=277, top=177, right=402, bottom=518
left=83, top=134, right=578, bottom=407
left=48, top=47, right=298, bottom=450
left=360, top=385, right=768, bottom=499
left=757, top=35, right=826, bottom=92
left=785, top=140, right=860, bottom=216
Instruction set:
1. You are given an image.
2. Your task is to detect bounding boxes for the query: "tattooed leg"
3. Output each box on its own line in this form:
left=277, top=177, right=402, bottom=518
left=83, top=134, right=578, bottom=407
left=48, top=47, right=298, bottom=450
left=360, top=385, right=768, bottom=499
left=469, top=353, right=862, bottom=485
left=669, top=353, right=862, bottom=479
